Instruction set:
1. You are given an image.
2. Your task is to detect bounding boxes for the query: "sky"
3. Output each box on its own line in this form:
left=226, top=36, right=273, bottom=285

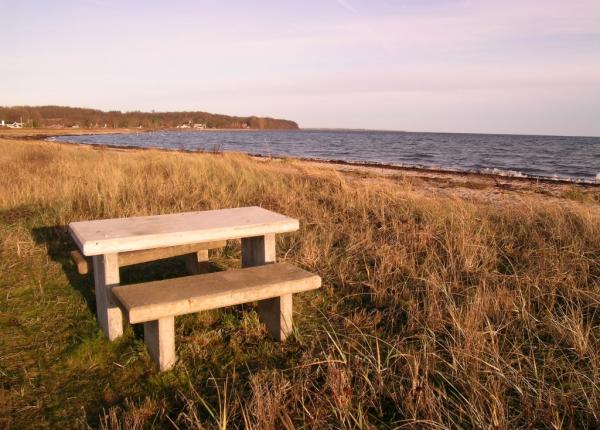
left=2, top=0, right=600, bottom=136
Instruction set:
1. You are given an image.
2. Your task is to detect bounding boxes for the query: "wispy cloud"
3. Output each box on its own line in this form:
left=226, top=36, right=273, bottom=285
left=80, top=0, right=108, bottom=6
left=335, top=0, right=358, bottom=14
left=2, top=0, right=600, bottom=134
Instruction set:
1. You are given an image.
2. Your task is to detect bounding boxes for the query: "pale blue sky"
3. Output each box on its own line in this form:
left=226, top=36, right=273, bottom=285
left=2, top=0, right=600, bottom=135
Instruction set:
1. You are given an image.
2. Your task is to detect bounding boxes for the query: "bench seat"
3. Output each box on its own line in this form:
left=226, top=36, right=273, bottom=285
left=111, top=263, right=321, bottom=371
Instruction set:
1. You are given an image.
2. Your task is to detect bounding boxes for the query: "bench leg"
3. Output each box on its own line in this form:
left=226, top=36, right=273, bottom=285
left=144, top=317, right=176, bottom=371
left=258, top=294, right=293, bottom=341
left=242, top=234, right=293, bottom=340
left=92, top=254, right=123, bottom=340
left=71, top=250, right=91, bottom=275
left=184, top=249, right=210, bottom=275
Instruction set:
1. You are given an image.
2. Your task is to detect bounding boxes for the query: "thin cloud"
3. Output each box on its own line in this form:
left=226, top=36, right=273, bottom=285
left=81, top=0, right=108, bottom=6
left=335, top=0, right=358, bottom=14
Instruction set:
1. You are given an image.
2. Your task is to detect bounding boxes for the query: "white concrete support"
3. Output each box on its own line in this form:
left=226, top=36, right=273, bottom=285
left=241, top=234, right=276, bottom=267
left=257, top=294, right=293, bottom=341
left=241, top=234, right=293, bottom=340
left=143, top=317, right=176, bottom=371
left=92, top=253, right=123, bottom=340
left=184, top=249, right=210, bottom=275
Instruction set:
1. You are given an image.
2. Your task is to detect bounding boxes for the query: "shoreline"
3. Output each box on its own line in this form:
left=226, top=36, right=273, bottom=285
left=3, top=128, right=599, bottom=189
left=49, top=132, right=600, bottom=189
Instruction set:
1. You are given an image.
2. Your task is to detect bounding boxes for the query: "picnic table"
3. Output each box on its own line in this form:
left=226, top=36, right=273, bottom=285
left=69, top=206, right=298, bottom=338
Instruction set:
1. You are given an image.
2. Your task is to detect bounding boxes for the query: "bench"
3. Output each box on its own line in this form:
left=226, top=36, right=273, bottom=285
left=70, top=207, right=300, bottom=341
left=112, top=262, right=321, bottom=371
left=70, top=240, right=227, bottom=275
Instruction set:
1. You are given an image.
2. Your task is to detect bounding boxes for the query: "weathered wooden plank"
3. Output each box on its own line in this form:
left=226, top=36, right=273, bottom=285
left=112, top=263, right=321, bottom=324
left=69, top=206, right=298, bottom=256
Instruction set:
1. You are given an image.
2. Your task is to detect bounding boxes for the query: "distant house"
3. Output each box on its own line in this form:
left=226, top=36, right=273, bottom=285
left=6, top=121, right=23, bottom=129
left=0, top=120, right=5, bottom=127
left=193, top=123, right=206, bottom=129
left=176, top=124, right=191, bottom=129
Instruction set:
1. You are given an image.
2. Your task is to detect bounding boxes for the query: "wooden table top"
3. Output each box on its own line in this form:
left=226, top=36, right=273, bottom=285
left=69, top=206, right=299, bottom=256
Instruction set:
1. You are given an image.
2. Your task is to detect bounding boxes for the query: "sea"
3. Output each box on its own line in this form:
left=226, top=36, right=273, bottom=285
left=52, top=130, right=600, bottom=183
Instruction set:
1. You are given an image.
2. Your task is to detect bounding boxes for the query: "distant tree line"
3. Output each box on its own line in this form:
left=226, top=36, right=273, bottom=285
left=0, top=106, right=299, bottom=130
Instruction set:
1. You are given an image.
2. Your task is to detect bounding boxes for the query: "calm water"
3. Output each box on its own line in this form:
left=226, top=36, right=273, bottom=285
left=54, top=130, right=600, bottom=182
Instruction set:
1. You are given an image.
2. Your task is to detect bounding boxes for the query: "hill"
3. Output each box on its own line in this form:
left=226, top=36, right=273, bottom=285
left=0, top=105, right=299, bottom=130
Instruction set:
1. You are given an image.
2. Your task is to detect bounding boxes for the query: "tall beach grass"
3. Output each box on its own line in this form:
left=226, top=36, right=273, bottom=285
left=1, top=138, right=599, bottom=428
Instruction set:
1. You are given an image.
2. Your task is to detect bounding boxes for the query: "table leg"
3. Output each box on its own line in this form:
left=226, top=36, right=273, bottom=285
left=92, top=253, right=123, bottom=340
left=241, top=234, right=293, bottom=341
left=184, top=249, right=210, bottom=275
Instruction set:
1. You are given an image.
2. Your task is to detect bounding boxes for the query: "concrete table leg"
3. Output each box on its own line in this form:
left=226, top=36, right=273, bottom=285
left=92, top=253, right=123, bottom=340
left=184, top=249, right=210, bottom=275
left=241, top=234, right=293, bottom=340
left=144, top=317, right=176, bottom=371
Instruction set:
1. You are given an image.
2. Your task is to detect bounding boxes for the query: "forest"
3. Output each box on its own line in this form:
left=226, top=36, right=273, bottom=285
left=0, top=105, right=299, bottom=130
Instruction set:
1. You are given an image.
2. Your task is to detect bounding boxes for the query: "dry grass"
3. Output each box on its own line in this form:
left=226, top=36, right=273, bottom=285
left=1, top=138, right=600, bottom=429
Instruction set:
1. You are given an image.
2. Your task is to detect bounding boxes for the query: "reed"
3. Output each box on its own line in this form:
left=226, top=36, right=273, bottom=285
left=1, top=137, right=599, bottom=428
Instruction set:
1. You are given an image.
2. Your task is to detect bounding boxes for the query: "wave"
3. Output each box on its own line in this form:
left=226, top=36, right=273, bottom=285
left=480, top=167, right=527, bottom=178
left=314, top=157, right=600, bottom=185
